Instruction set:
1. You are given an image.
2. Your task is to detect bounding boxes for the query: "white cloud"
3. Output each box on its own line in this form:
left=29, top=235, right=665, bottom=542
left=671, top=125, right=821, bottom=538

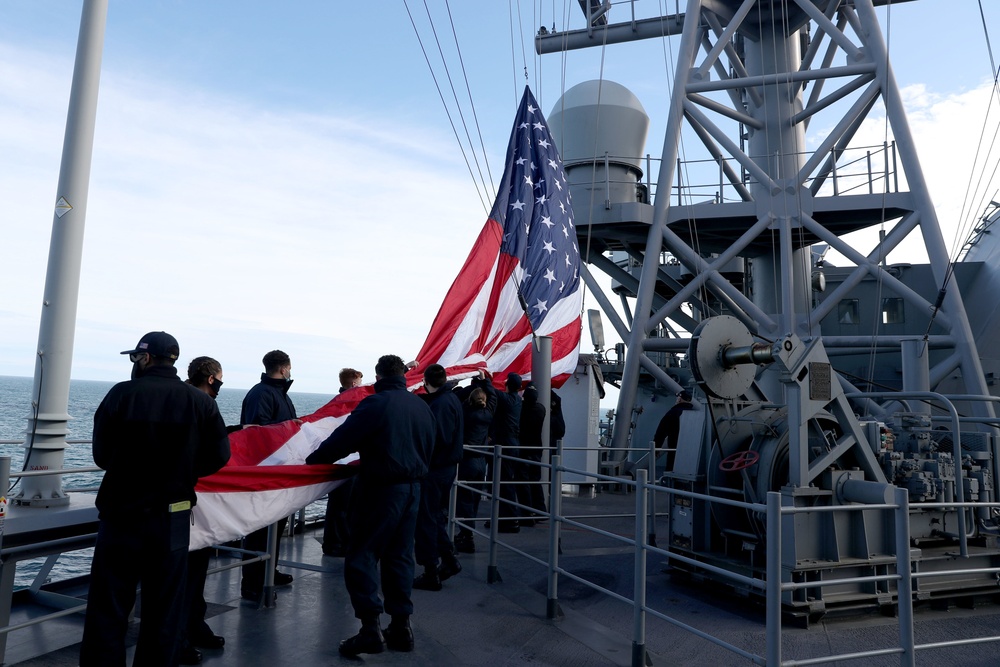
left=0, top=41, right=488, bottom=392
left=811, top=80, right=1000, bottom=267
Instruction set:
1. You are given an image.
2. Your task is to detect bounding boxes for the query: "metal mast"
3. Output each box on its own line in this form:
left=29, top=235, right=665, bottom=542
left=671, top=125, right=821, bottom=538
left=539, top=0, right=995, bottom=451
left=15, top=0, right=108, bottom=507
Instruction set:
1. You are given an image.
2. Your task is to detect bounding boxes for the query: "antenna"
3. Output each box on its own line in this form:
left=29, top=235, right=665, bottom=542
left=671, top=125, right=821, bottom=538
left=587, top=309, right=605, bottom=353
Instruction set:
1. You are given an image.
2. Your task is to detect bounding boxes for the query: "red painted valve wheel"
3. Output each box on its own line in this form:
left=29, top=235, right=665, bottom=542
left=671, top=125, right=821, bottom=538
left=718, top=449, right=759, bottom=472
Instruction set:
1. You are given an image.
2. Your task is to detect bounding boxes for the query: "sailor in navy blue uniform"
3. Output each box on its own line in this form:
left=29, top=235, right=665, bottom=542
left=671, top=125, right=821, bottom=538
left=412, top=363, right=464, bottom=591
left=239, top=349, right=297, bottom=601
left=306, top=354, right=434, bottom=656
left=80, top=332, right=230, bottom=667
left=490, top=372, right=524, bottom=531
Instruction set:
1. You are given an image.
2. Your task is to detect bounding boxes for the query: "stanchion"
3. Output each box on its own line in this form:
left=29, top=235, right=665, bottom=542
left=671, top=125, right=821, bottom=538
left=632, top=469, right=648, bottom=667
left=546, top=454, right=562, bottom=619
left=488, top=444, right=502, bottom=584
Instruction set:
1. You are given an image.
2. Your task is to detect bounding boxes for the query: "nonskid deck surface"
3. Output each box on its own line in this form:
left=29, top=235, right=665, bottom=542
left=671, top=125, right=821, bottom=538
left=7, top=490, right=1000, bottom=666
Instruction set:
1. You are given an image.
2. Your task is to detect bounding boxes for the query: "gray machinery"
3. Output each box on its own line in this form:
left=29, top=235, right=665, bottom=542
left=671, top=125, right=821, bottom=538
left=539, top=0, right=1000, bottom=620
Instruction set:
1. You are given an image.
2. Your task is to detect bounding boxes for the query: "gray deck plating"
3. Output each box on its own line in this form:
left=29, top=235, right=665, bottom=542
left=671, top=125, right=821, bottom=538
left=6, top=490, right=1000, bottom=666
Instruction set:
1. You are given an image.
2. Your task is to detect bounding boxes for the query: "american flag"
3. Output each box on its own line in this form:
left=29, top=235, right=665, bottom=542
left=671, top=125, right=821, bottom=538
left=409, top=85, right=583, bottom=388
left=190, top=87, right=582, bottom=548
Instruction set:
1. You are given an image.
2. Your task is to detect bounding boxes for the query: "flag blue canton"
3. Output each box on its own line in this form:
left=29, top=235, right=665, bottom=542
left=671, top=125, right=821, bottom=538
left=492, top=87, right=581, bottom=332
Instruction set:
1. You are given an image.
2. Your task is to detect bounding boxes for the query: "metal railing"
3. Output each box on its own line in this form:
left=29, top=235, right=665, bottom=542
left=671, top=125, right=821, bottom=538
left=450, top=436, right=1000, bottom=667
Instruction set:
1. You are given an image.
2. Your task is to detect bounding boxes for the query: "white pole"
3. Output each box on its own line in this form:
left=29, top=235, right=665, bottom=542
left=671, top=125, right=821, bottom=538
left=16, top=0, right=108, bottom=507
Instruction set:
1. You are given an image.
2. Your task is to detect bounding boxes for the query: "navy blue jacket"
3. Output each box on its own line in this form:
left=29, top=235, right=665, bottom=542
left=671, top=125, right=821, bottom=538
left=519, top=387, right=546, bottom=448
left=421, top=383, right=465, bottom=470
left=654, top=401, right=695, bottom=450
left=240, top=374, right=296, bottom=426
left=93, top=364, right=230, bottom=519
left=459, top=379, right=497, bottom=455
left=491, top=387, right=522, bottom=448
left=306, top=375, right=433, bottom=485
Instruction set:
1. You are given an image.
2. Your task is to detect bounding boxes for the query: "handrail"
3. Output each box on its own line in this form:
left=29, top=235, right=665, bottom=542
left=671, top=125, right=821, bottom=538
left=451, top=431, right=1000, bottom=667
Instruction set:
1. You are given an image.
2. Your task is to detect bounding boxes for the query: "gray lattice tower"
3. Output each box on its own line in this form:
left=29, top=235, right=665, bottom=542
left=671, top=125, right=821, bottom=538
left=539, top=0, right=996, bottom=462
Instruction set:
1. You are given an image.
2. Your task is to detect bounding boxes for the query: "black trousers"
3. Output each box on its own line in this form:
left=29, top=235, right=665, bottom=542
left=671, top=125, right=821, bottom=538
left=456, top=456, right=487, bottom=536
left=518, top=449, right=547, bottom=515
left=185, top=547, right=213, bottom=645
left=344, top=480, right=420, bottom=620
left=487, top=447, right=521, bottom=520
left=322, top=477, right=355, bottom=551
left=241, top=517, right=287, bottom=589
left=414, top=466, right=456, bottom=567
left=80, top=511, right=190, bottom=667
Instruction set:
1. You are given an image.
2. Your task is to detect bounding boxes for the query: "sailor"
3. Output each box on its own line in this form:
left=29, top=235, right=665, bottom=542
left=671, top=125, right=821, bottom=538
left=306, top=354, right=434, bottom=657
left=179, top=356, right=231, bottom=665
left=239, top=349, right=297, bottom=602
left=321, top=367, right=363, bottom=557
left=412, top=363, right=465, bottom=591
left=80, top=332, right=230, bottom=667
left=454, top=372, right=497, bottom=554
left=517, top=383, right=548, bottom=521
left=489, top=372, right=524, bottom=532
left=653, top=390, right=695, bottom=470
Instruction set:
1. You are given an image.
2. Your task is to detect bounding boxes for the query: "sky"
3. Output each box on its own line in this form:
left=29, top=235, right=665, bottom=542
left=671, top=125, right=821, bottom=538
left=1, top=0, right=1000, bottom=395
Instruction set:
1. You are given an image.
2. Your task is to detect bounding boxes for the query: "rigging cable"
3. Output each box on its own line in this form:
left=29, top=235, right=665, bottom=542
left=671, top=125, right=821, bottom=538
left=925, top=0, right=1000, bottom=347
left=443, top=0, right=496, bottom=195
left=402, top=0, right=490, bottom=214
left=864, top=0, right=891, bottom=390
left=11, top=351, right=44, bottom=494
left=419, top=0, right=493, bottom=211
left=949, top=0, right=1000, bottom=266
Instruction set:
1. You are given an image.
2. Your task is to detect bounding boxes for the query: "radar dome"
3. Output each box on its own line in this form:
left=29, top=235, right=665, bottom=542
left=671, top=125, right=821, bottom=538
left=547, top=80, right=649, bottom=173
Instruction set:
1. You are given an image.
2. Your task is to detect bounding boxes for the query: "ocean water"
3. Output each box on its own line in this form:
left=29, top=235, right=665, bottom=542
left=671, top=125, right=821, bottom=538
left=0, top=375, right=335, bottom=589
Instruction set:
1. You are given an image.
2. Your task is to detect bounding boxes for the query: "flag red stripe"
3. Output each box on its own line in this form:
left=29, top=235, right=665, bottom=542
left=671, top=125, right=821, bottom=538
left=412, top=219, right=503, bottom=375
left=196, top=463, right=356, bottom=493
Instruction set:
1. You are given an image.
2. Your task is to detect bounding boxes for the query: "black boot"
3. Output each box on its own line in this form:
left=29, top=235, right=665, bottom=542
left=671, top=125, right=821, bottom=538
left=339, top=616, right=385, bottom=657
left=384, top=615, right=414, bottom=652
left=438, top=551, right=462, bottom=581
left=412, top=565, right=442, bottom=591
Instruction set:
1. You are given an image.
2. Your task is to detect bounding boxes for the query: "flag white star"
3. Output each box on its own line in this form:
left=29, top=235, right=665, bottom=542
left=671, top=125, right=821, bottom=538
left=562, top=225, right=569, bottom=238
left=519, top=122, right=529, bottom=129
left=543, top=240, right=555, bottom=254
left=511, top=199, right=526, bottom=211
left=548, top=159, right=558, bottom=170
left=538, top=138, right=551, bottom=149
left=536, top=193, right=548, bottom=206
left=565, top=253, right=571, bottom=267
left=534, top=121, right=544, bottom=132
left=559, top=202, right=566, bottom=213
left=516, top=157, right=526, bottom=166
left=543, top=269, right=556, bottom=284
left=524, top=174, right=534, bottom=187
left=533, top=298, right=548, bottom=314
left=554, top=180, right=563, bottom=191
left=541, top=216, right=554, bottom=228
left=527, top=104, right=537, bottom=114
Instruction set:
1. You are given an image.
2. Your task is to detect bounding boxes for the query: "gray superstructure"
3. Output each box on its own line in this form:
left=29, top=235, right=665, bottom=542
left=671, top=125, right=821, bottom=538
left=539, top=0, right=1000, bottom=621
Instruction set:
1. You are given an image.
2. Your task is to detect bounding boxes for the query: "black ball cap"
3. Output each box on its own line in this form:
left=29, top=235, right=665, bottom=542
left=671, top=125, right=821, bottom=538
left=120, top=331, right=179, bottom=360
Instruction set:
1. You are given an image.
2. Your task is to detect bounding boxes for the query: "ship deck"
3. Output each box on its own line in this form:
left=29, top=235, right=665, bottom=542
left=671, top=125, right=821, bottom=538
left=6, top=488, right=1000, bottom=666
